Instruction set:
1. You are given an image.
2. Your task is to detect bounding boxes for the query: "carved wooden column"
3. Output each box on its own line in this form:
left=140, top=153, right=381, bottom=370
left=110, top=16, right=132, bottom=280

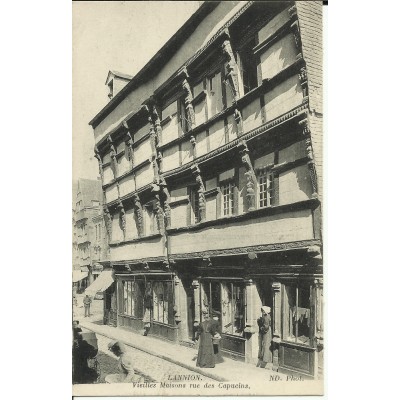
left=108, top=136, right=119, bottom=178
left=192, top=279, right=201, bottom=328
left=190, top=135, right=197, bottom=159
left=190, top=164, right=206, bottom=222
left=298, top=66, right=309, bottom=104
left=151, top=106, right=162, bottom=148
left=234, top=108, right=244, bottom=136
left=173, top=275, right=182, bottom=323
left=291, top=20, right=302, bottom=59
left=182, top=79, right=195, bottom=131
left=116, top=200, right=126, bottom=240
left=159, top=176, right=171, bottom=228
left=103, top=205, right=112, bottom=242
left=122, top=125, right=135, bottom=170
left=271, top=281, right=282, bottom=371
left=151, top=183, right=165, bottom=233
left=314, top=279, right=324, bottom=351
left=222, top=39, right=240, bottom=103
left=133, top=194, right=144, bottom=237
left=299, top=113, right=318, bottom=198
left=94, top=146, right=104, bottom=183
left=238, top=141, right=257, bottom=211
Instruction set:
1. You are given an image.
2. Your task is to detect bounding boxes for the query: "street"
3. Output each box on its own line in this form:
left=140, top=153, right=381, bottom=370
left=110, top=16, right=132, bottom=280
left=86, top=330, right=217, bottom=383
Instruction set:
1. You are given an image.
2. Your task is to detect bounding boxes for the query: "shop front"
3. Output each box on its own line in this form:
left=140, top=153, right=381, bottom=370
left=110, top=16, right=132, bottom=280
left=114, top=269, right=179, bottom=342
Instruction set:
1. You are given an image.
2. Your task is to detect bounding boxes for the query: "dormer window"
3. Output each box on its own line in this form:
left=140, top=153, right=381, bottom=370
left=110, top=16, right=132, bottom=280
left=105, top=70, right=133, bottom=100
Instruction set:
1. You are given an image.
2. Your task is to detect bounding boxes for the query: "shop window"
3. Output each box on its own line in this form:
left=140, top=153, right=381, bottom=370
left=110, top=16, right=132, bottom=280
left=202, top=281, right=222, bottom=317
left=121, top=279, right=145, bottom=318
left=221, top=282, right=245, bottom=336
left=152, top=281, right=174, bottom=325
left=237, top=37, right=258, bottom=95
left=283, top=284, right=311, bottom=345
left=202, top=281, right=245, bottom=336
left=221, top=181, right=235, bottom=216
left=258, top=170, right=277, bottom=208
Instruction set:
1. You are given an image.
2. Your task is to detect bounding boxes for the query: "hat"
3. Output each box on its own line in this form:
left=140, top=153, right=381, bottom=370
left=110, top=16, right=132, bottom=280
left=108, top=340, right=126, bottom=353
left=261, top=306, right=271, bottom=314
left=211, top=310, right=221, bottom=317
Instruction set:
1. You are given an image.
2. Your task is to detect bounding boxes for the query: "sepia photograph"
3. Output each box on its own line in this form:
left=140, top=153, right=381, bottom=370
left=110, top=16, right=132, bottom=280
left=72, top=1, right=324, bottom=396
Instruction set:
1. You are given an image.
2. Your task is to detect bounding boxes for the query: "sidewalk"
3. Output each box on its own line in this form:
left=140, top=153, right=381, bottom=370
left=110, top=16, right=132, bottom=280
left=79, top=317, right=287, bottom=383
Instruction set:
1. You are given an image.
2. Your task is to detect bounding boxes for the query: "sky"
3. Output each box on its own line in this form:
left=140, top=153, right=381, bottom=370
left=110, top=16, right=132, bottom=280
left=72, top=1, right=201, bottom=181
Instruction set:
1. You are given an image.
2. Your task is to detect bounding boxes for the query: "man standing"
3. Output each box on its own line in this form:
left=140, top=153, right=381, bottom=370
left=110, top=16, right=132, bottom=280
left=83, top=294, right=92, bottom=317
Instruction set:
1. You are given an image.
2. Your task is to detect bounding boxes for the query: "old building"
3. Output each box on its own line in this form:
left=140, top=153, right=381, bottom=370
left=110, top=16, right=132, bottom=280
left=89, top=1, right=323, bottom=378
left=72, top=178, right=106, bottom=292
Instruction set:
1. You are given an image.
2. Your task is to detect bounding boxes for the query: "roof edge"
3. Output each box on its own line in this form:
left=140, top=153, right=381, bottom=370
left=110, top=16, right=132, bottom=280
left=89, top=1, right=220, bottom=129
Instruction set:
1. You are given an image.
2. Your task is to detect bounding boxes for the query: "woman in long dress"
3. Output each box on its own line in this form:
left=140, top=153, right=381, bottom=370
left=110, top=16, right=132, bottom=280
left=196, top=312, right=215, bottom=368
left=257, top=306, right=272, bottom=367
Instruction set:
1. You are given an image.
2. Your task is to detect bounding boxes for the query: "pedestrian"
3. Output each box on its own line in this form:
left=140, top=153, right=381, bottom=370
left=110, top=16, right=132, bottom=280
left=72, top=323, right=99, bottom=384
left=195, top=310, right=216, bottom=368
left=257, top=306, right=273, bottom=368
left=83, top=294, right=92, bottom=317
left=142, top=282, right=152, bottom=336
left=105, top=341, right=143, bottom=383
left=210, top=310, right=223, bottom=364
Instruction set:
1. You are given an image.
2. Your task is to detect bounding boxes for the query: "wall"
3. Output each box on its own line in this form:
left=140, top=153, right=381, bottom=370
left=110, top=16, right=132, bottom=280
left=169, top=209, right=314, bottom=255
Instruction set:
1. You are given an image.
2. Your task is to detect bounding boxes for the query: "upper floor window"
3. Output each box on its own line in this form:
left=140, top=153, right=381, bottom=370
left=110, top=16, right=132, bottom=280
left=178, top=97, right=189, bottom=135
left=258, top=170, right=276, bottom=208
left=221, top=181, right=235, bottom=217
left=237, top=37, right=258, bottom=95
left=144, top=203, right=157, bottom=236
left=190, top=187, right=200, bottom=224
left=207, top=71, right=223, bottom=117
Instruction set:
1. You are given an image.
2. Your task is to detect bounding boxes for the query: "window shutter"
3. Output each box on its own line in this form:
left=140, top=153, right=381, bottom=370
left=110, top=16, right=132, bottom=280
left=233, top=184, right=239, bottom=215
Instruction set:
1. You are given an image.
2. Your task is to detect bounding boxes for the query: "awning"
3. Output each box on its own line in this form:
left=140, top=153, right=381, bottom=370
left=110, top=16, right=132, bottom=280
left=85, top=270, right=114, bottom=297
left=72, top=271, right=88, bottom=283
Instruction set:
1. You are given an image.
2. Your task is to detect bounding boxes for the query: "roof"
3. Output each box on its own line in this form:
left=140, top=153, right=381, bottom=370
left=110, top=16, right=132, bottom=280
left=89, top=1, right=219, bottom=129
left=76, top=178, right=102, bottom=208
left=105, top=70, right=133, bottom=85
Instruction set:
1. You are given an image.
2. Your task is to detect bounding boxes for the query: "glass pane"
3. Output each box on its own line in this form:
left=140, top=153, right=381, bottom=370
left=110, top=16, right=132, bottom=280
left=284, top=285, right=296, bottom=342
left=297, top=287, right=311, bottom=344
left=210, top=282, right=221, bottom=314
left=232, top=284, right=245, bottom=335
left=221, top=283, right=233, bottom=334
left=166, top=281, right=175, bottom=325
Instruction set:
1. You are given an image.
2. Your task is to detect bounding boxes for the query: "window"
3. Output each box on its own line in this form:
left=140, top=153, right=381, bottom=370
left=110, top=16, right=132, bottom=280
left=202, top=281, right=245, bottom=337
left=178, top=97, right=188, bottom=135
left=190, top=187, right=200, bottom=224
left=237, top=37, right=258, bottom=95
left=258, top=170, right=276, bottom=208
left=283, top=284, right=311, bottom=345
left=153, top=281, right=174, bottom=325
left=92, top=200, right=100, bottom=207
left=221, top=181, right=235, bottom=216
left=144, top=204, right=157, bottom=235
left=207, top=71, right=223, bottom=117
left=121, top=279, right=145, bottom=318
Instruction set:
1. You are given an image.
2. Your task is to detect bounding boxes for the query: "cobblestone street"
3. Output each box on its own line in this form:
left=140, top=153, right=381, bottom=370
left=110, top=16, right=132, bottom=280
left=89, top=330, right=217, bottom=384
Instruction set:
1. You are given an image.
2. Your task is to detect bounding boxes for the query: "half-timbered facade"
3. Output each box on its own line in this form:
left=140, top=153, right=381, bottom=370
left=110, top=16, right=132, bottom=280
left=89, top=1, right=323, bottom=379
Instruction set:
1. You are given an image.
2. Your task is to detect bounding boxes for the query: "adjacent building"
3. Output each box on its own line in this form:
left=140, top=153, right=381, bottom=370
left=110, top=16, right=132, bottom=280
left=72, top=178, right=109, bottom=292
left=89, top=1, right=323, bottom=379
